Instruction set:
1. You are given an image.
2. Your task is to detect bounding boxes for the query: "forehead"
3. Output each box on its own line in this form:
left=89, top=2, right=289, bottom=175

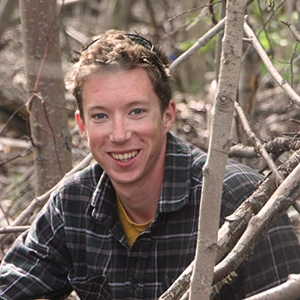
left=81, top=68, right=159, bottom=108
left=84, top=67, right=153, bottom=88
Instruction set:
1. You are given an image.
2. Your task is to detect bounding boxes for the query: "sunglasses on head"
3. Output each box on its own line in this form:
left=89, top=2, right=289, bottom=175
left=83, top=33, right=160, bottom=58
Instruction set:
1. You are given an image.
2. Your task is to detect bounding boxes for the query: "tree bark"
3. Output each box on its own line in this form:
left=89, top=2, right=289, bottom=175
left=0, top=0, right=18, bottom=41
left=189, top=1, right=246, bottom=299
left=19, top=0, right=72, bottom=195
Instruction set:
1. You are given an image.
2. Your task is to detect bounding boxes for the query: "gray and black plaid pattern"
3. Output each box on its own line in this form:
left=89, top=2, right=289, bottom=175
left=1, top=132, right=300, bottom=300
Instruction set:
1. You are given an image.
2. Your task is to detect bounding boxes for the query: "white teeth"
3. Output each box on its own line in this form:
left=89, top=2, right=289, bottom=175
left=111, top=151, right=138, bottom=162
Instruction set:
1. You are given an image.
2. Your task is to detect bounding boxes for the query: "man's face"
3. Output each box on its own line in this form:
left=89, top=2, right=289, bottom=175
left=76, top=68, right=176, bottom=188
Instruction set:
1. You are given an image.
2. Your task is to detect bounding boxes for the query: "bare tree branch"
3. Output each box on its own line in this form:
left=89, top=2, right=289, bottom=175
left=0, top=137, right=31, bottom=148
left=169, top=18, right=225, bottom=72
left=215, top=147, right=300, bottom=263
left=0, top=226, right=30, bottom=234
left=244, top=19, right=300, bottom=108
left=159, top=262, right=194, bottom=300
left=235, top=102, right=283, bottom=183
left=282, top=21, right=300, bottom=43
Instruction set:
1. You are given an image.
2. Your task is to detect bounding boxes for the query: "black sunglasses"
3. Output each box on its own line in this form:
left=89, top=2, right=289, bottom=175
left=83, top=33, right=160, bottom=58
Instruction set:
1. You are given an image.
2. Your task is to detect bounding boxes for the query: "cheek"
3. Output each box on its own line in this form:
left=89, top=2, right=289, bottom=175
left=136, top=123, right=162, bottom=141
left=88, top=130, right=104, bottom=144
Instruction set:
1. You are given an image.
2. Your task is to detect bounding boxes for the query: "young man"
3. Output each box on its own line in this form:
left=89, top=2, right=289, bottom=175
left=0, top=29, right=300, bottom=300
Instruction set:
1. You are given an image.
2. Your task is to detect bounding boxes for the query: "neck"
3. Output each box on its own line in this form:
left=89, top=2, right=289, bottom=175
left=114, top=177, right=163, bottom=224
left=113, top=167, right=164, bottom=224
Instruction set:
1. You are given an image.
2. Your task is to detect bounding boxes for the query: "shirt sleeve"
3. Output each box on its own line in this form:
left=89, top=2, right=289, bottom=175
left=0, top=195, right=73, bottom=300
left=245, top=214, right=300, bottom=297
left=219, top=161, right=300, bottom=299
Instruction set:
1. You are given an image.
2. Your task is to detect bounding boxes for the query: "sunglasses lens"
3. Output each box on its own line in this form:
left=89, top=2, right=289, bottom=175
left=124, top=34, right=154, bottom=52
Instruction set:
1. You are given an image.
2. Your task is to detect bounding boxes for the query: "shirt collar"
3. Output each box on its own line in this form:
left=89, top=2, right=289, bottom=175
left=157, top=132, right=192, bottom=213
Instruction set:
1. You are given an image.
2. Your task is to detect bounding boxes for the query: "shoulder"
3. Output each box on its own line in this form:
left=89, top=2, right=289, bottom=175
left=220, top=159, right=261, bottom=223
left=56, top=162, right=103, bottom=194
left=62, top=162, right=103, bottom=187
left=50, top=162, right=104, bottom=211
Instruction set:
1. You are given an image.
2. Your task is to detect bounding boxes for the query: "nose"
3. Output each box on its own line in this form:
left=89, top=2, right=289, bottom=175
left=109, top=116, right=132, bottom=143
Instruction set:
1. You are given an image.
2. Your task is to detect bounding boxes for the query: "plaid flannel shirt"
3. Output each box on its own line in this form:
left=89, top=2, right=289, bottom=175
left=1, top=132, right=300, bottom=300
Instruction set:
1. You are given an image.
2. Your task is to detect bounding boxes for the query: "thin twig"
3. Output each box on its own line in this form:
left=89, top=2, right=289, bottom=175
left=0, top=104, right=26, bottom=136
left=168, top=1, right=222, bottom=22
left=0, top=147, right=32, bottom=166
left=235, top=102, right=284, bottom=184
left=282, top=21, right=300, bottom=42
left=26, top=94, right=74, bottom=147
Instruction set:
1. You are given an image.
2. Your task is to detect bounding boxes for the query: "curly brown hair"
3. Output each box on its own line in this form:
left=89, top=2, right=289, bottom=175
left=66, top=29, right=172, bottom=117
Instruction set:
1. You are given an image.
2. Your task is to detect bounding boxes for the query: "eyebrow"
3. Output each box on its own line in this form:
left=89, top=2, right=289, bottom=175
left=86, top=99, right=150, bottom=112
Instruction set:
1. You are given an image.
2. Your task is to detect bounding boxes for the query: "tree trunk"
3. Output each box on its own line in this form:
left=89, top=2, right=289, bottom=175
left=189, top=1, right=246, bottom=299
left=19, top=0, right=72, bottom=196
left=0, top=0, right=18, bottom=41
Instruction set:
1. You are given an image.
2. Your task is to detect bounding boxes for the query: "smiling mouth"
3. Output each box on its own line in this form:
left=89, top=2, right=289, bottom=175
left=111, top=150, right=138, bottom=162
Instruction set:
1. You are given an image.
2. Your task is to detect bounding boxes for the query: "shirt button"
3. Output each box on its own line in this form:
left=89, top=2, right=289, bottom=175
left=131, top=280, right=138, bottom=289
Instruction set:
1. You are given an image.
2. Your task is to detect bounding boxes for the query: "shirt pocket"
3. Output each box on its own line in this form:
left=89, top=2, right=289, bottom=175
left=69, top=275, right=112, bottom=300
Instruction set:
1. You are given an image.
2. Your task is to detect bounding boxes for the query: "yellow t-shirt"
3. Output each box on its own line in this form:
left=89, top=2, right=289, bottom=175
left=116, top=195, right=153, bottom=247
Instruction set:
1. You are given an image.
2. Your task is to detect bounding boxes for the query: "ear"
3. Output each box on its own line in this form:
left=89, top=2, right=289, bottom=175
left=163, top=100, right=176, bottom=133
left=75, top=110, right=87, bottom=140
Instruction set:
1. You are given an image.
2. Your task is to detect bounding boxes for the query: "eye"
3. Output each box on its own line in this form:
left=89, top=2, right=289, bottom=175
left=92, top=113, right=107, bottom=120
left=130, top=109, right=144, bottom=115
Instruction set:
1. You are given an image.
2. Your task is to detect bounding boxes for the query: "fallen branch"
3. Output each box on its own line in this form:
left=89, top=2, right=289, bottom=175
left=0, top=137, right=32, bottom=149
left=0, top=226, right=30, bottom=234
left=216, top=151, right=300, bottom=263
left=159, top=262, right=193, bottom=300
left=226, top=137, right=300, bottom=159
